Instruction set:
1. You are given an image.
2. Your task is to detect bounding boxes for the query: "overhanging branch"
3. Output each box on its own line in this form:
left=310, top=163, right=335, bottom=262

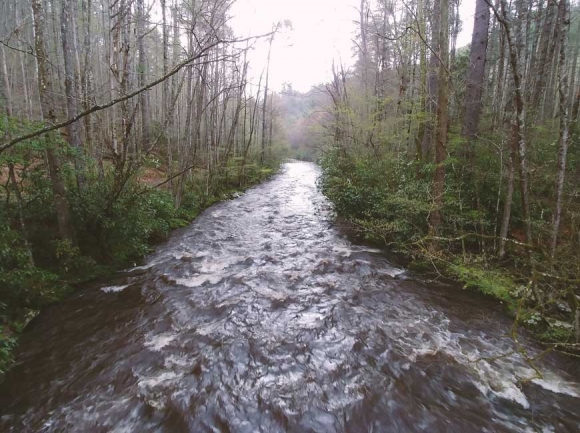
left=0, top=38, right=224, bottom=153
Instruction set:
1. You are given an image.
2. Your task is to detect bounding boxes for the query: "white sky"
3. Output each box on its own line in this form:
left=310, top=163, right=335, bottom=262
left=230, top=0, right=476, bottom=93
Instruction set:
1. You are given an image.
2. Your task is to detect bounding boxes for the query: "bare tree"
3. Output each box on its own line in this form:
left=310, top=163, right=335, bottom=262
left=429, top=0, right=449, bottom=233
left=0, top=43, right=12, bottom=117
left=489, top=0, right=533, bottom=255
left=61, top=0, right=84, bottom=188
left=31, top=0, right=75, bottom=243
left=463, top=0, right=490, bottom=142
left=136, top=0, right=151, bottom=151
left=261, top=30, right=275, bottom=164
left=421, top=0, right=440, bottom=162
left=550, top=0, right=570, bottom=257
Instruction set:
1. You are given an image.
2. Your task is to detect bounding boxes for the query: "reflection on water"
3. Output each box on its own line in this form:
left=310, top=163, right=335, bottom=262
left=1, top=162, right=579, bottom=432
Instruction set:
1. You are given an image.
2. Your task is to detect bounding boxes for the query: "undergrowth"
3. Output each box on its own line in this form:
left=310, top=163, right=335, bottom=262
left=0, top=128, right=279, bottom=374
left=319, top=144, right=579, bottom=348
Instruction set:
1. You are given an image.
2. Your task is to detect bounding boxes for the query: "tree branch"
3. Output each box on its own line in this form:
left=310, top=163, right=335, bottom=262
left=0, top=38, right=226, bottom=153
left=140, top=163, right=198, bottom=194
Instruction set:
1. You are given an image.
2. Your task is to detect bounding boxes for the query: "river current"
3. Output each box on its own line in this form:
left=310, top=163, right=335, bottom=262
left=1, top=161, right=579, bottom=432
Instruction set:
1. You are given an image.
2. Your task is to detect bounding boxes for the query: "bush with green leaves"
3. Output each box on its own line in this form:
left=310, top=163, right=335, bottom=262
left=70, top=178, right=181, bottom=265
left=0, top=219, right=63, bottom=308
left=319, top=149, right=433, bottom=244
left=0, top=325, right=17, bottom=375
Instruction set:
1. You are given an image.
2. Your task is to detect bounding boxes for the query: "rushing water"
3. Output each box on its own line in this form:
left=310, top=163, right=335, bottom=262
left=1, top=161, right=579, bottom=432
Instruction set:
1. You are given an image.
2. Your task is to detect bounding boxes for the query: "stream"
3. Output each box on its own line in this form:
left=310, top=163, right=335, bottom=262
left=1, top=161, right=579, bottom=432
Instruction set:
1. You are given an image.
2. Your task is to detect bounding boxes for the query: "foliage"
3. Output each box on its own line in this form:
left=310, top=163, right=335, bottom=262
left=318, top=122, right=580, bottom=343
left=71, top=180, right=180, bottom=264
left=0, top=118, right=280, bottom=374
left=319, top=145, right=498, bottom=248
left=0, top=219, right=63, bottom=312
left=448, top=262, right=515, bottom=304
left=0, top=326, right=17, bottom=375
left=320, top=148, right=431, bottom=245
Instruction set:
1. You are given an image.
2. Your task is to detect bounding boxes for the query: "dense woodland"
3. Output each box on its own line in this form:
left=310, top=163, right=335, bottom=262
left=1, top=0, right=580, bottom=373
left=0, top=0, right=281, bottom=371
left=303, top=0, right=580, bottom=347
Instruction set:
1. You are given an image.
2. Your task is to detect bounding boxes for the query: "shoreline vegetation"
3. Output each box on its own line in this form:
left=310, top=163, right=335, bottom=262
left=0, top=153, right=280, bottom=376
left=0, top=144, right=280, bottom=379
left=318, top=152, right=580, bottom=353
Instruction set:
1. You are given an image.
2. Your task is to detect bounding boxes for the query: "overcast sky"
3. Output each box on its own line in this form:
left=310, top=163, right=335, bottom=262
left=230, top=0, right=476, bottom=93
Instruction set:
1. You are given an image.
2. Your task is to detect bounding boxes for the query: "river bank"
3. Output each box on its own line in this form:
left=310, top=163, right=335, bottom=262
left=332, top=214, right=580, bottom=351
left=0, top=163, right=279, bottom=377
left=318, top=152, right=580, bottom=352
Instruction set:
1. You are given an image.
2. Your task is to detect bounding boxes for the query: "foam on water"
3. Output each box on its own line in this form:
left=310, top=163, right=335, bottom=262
left=144, top=333, right=176, bottom=351
left=533, top=375, right=580, bottom=397
left=100, top=284, right=129, bottom=293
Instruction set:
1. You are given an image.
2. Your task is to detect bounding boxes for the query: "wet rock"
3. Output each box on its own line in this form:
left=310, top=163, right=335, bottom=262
left=159, top=274, right=176, bottom=285
left=179, top=255, right=195, bottom=263
left=546, top=317, right=574, bottom=330
left=556, top=301, right=572, bottom=314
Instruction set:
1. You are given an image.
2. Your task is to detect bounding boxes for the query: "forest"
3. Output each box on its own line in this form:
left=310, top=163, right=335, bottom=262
left=1, top=0, right=580, bottom=376
left=296, top=0, right=580, bottom=350
left=2, top=0, right=580, bottom=429
left=0, top=0, right=281, bottom=372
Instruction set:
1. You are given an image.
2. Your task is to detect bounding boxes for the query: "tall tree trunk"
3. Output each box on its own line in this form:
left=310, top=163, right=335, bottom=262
left=493, top=12, right=507, bottom=127
left=416, top=0, right=427, bottom=162
left=15, top=4, right=34, bottom=120
left=175, top=30, right=195, bottom=208
left=429, top=0, right=449, bottom=233
left=567, top=18, right=579, bottom=113
left=161, top=0, right=169, bottom=115
left=463, top=0, right=490, bottom=141
left=494, top=0, right=533, bottom=254
left=168, top=2, right=180, bottom=170
left=32, top=0, right=74, bottom=244
left=261, top=33, right=274, bottom=165
left=449, top=0, right=460, bottom=68
left=567, top=89, right=580, bottom=195
left=543, top=36, right=560, bottom=119
left=499, top=131, right=517, bottom=257
left=81, top=0, right=100, bottom=178
left=137, top=0, right=151, bottom=152
left=48, top=0, right=66, bottom=117
left=421, top=0, right=440, bottom=162
left=0, top=44, right=12, bottom=117
left=550, top=0, right=570, bottom=257
left=108, top=0, right=119, bottom=155
left=268, top=94, right=274, bottom=158
left=529, top=0, right=557, bottom=119
left=524, top=0, right=544, bottom=104
left=571, top=87, right=580, bottom=141
left=119, top=0, right=132, bottom=159
left=61, top=0, right=84, bottom=189
left=359, top=0, right=369, bottom=110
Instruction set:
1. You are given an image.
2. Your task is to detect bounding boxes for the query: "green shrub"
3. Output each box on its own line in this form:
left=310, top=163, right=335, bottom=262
left=320, top=149, right=432, bottom=244
left=449, top=262, right=515, bottom=304
left=71, top=179, right=179, bottom=264
left=0, top=221, right=63, bottom=311
left=0, top=327, right=17, bottom=375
